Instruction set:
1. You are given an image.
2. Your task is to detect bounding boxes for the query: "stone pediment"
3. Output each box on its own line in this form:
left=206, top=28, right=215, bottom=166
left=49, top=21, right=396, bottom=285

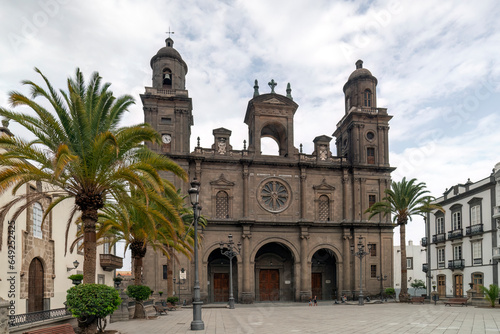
left=262, top=98, right=285, bottom=105
left=313, top=179, right=336, bottom=191
left=209, top=174, right=235, bottom=186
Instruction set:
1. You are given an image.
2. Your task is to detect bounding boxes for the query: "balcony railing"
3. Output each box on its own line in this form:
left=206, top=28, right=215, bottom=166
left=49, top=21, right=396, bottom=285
left=100, top=254, right=123, bottom=271
left=422, top=263, right=428, bottom=272
left=8, top=307, right=71, bottom=328
left=466, top=224, right=483, bottom=236
left=438, top=262, right=445, bottom=269
left=493, top=206, right=500, bottom=219
left=432, top=233, right=446, bottom=243
left=493, top=247, right=500, bottom=260
left=421, top=237, right=428, bottom=247
left=448, top=229, right=463, bottom=240
left=473, top=258, right=482, bottom=265
left=448, top=259, right=465, bottom=270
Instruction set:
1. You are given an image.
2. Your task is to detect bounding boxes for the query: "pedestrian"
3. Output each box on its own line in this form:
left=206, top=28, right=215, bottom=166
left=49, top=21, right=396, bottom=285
left=313, top=295, right=317, bottom=306
left=308, top=299, right=312, bottom=306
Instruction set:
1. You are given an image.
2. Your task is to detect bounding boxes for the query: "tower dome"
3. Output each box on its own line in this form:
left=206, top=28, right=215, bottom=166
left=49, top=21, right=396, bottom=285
left=150, top=38, right=188, bottom=90
left=343, top=60, right=378, bottom=113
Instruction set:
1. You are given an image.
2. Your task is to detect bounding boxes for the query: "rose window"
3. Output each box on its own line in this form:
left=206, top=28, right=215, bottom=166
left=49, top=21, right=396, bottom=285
left=260, top=180, right=289, bottom=212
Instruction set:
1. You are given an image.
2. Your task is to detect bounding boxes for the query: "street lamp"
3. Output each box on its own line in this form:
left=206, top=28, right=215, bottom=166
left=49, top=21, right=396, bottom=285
left=376, top=273, right=388, bottom=301
left=350, top=235, right=371, bottom=305
left=220, top=234, right=242, bottom=309
left=189, top=179, right=204, bottom=331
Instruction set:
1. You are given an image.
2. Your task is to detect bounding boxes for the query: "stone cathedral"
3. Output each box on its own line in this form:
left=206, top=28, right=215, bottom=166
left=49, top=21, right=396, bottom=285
left=141, top=37, right=395, bottom=303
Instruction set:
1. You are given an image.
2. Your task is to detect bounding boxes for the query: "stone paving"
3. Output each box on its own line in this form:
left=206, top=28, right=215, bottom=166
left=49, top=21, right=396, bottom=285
left=106, top=302, right=500, bottom=334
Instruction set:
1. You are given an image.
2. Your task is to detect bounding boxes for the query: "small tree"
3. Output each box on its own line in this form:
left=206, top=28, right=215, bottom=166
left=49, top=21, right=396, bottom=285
left=66, top=284, right=121, bottom=334
left=167, top=296, right=179, bottom=305
left=410, top=279, right=426, bottom=296
left=126, top=285, right=152, bottom=318
left=385, top=288, right=396, bottom=300
left=480, top=284, right=499, bottom=308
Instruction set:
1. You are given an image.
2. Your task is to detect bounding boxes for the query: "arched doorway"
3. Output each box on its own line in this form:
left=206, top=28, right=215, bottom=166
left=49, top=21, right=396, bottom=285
left=28, top=257, right=44, bottom=312
left=255, top=242, right=295, bottom=301
left=311, top=249, right=337, bottom=300
left=207, top=248, right=238, bottom=303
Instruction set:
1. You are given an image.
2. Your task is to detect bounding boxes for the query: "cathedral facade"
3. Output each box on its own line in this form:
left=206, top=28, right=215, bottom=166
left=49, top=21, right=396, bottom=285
left=141, top=38, right=395, bottom=303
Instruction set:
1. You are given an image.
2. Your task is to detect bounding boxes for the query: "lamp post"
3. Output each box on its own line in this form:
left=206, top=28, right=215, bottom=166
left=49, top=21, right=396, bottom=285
left=220, top=234, right=241, bottom=309
left=376, top=273, right=388, bottom=301
left=350, top=235, right=371, bottom=305
left=189, top=179, right=204, bottom=331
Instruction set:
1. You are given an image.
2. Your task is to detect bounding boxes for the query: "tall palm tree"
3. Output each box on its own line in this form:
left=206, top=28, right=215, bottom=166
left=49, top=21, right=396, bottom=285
left=365, top=177, right=442, bottom=301
left=0, top=68, right=187, bottom=287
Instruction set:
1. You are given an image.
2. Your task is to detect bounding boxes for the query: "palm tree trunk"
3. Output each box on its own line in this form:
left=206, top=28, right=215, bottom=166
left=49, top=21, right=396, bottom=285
left=399, top=223, right=408, bottom=301
left=82, top=214, right=97, bottom=284
left=133, top=256, right=146, bottom=319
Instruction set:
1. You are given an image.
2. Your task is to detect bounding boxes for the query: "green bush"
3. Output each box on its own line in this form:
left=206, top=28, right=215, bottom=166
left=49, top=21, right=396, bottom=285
left=66, top=284, right=121, bottom=318
left=480, top=284, right=499, bottom=307
left=385, top=288, right=395, bottom=296
left=126, top=285, right=152, bottom=301
left=68, top=274, right=83, bottom=281
left=167, top=296, right=179, bottom=305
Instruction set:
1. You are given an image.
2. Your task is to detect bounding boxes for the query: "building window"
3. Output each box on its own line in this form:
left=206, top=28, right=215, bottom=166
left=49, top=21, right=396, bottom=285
left=369, top=244, right=376, bottom=256
left=437, top=248, right=445, bottom=268
left=97, top=274, right=105, bottom=285
left=367, top=147, right=375, bottom=164
left=368, top=195, right=376, bottom=208
left=452, top=212, right=461, bottom=230
left=470, top=205, right=481, bottom=225
left=406, top=257, right=413, bottom=270
left=32, top=202, right=43, bottom=239
left=318, top=195, right=330, bottom=221
left=215, top=191, right=229, bottom=218
left=472, top=273, right=483, bottom=295
left=162, top=68, right=172, bottom=86
left=371, top=265, right=376, bottom=278
left=363, top=89, right=372, bottom=107
left=453, top=245, right=462, bottom=260
left=472, top=241, right=482, bottom=265
left=162, top=265, right=168, bottom=280
left=436, top=216, right=444, bottom=234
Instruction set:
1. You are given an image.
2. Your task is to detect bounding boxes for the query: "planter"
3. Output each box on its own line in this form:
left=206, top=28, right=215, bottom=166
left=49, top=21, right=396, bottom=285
left=72, top=279, right=82, bottom=286
left=114, top=281, right=121, bottom=289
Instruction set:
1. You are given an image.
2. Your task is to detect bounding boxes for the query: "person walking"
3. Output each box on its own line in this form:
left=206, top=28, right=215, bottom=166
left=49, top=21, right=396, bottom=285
left=313, top=296, right=317, bottom=306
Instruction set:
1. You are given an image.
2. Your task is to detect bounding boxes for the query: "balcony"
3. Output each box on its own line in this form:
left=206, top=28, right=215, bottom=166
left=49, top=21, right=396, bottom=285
left=466, top=224, right=483, bottom=236
left=448, top=259, right=465, bottom=270
left=447, top=229, right=463, bottom=240
left=432, top=233, right=446, bottom=243
left=493, top=247, right=500, bottom=261
left=422, top=263, right=428, bottom=272
left=493, top=206, right=500, bottom=219
left=438, top=262, right=445, bottom=269
left=99, top=254, right=123, bottom=271
left=421, top=237, right=428, bottom=247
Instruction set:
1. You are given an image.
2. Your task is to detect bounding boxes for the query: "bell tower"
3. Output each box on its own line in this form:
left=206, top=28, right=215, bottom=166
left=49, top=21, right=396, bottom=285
left=141, top=37, right=193, bottom=155
left=333, top=60, right=392, bottom=166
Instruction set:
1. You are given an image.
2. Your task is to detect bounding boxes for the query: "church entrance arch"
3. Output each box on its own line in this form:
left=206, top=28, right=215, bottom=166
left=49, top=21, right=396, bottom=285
left=255, top=242, right=295, bottom=301
left=28, top=257, right=44, bottom=312
left=207, top=248, right=238, bottom=303
left=311, top=249, right=337, bottom=300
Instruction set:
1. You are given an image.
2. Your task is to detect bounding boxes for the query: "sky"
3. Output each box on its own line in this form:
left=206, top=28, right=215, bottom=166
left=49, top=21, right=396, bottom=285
left=1, top=0, right=500, bottom=267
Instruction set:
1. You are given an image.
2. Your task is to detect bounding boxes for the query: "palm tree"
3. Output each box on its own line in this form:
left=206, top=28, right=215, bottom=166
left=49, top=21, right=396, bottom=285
left=0, top=68, right=187, bottom=287
left=365, top=177, right=442, bottom=302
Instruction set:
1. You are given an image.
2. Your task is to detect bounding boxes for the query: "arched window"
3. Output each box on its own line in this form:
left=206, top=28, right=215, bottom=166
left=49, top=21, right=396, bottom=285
left=215, top=191, right=229, bottom=219
left=363, top=89, right=372, bottom=107
left=32, top=202, right=43, bottom=239
left=162, top=68, right=172, bottom=87
left=318, top=195, right=330, bottom=221
left=367, top=147, right=375, bottom=164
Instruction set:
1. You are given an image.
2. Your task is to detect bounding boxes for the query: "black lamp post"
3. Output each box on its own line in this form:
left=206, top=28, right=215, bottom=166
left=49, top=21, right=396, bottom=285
left=350, top=235, right=371, bottom=305
left=376, top=273, right=388, bottom=301
left=189, top=179, right=204, bottom=330
left=220, top=234, right=241, bottom=309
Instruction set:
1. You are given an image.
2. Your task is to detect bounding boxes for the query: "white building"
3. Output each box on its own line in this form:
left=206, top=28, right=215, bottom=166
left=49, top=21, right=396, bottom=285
left=0, top=124, right=121, bottom=316
left=424, top=162, right=500, bottom=299
left=393, top=240, right=428, bottom=298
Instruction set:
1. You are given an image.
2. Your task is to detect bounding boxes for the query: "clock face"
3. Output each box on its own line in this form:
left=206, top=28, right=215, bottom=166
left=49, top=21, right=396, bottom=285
left=162, top=134, right=171, bottom=144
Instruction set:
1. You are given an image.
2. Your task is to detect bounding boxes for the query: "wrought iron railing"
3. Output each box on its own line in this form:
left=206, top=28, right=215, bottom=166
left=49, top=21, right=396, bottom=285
left=8, top=307, right=71, bottom=328
left=447, top=229, right=463, bottom=240
left=466, top=224, right=483, bottom=236
left=493, top=247, right=500, bottom=260
left=447, top=259, right=465, bottom=270
left=432, top=233, right=446, bottom=243
left=473, top=258, right=482, bottom=265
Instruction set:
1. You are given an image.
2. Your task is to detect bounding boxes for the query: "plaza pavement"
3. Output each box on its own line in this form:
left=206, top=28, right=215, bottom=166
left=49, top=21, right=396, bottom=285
left=106, top=301, right=500, bottom=334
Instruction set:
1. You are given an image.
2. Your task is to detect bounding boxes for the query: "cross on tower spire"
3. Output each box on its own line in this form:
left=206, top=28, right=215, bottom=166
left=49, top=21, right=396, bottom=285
left=166, top=27, right=175, bottom=38
left=268, top=79, right=277, bottom=93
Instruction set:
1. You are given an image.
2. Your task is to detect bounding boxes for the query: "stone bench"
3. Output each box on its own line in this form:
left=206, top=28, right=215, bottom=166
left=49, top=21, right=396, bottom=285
left=408, top=296, right=425, bottom=304
left=23, top=323, right=75, bottom=334
left=444, top=298, right=468, bottom=307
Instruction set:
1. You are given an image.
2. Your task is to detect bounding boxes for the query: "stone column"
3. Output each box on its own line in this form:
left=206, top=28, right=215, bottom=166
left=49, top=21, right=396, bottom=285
left=299, top=227, right=311, bottom=302
left=0, top=297, right=9, bottom=333
left=377, top=125, right=385, bottom=165
left=300, top=167, right=307, bottom=220
left=242, top=165, right=249, bottom=218
left=241, top=225, right=253, bottom=303
left=342, top=233, right=352, bottom=295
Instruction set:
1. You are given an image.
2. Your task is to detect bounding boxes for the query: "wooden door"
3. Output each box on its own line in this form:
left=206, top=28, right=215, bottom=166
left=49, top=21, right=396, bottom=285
left=213, top=273, right=229, bottom=302
left=473, top=273, right=483, bottom=296
left=259, top=269, right=279, bottom=301
left=311, top=273, right=322, bottom=300
left=454, top=275, right=463, bottom=297
left=437, top=275, right=446, bottom=297
left=28, top=258, right=44, bottom=312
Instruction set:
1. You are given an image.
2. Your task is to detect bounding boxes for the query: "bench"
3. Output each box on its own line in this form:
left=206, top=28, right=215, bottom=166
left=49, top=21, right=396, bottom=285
left=444, top=298, right=468, bottom=307
left=167, top=302, right=178, bottom=311
left=408, top=296, right=425, bottom=304
left=154, top=304, right=168, bottom=315
left=23, top=323, right=75, bottom=334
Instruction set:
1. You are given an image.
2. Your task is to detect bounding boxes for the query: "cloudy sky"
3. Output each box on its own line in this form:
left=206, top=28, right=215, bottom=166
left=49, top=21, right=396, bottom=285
left=1, top=0, right=500, bottom=256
